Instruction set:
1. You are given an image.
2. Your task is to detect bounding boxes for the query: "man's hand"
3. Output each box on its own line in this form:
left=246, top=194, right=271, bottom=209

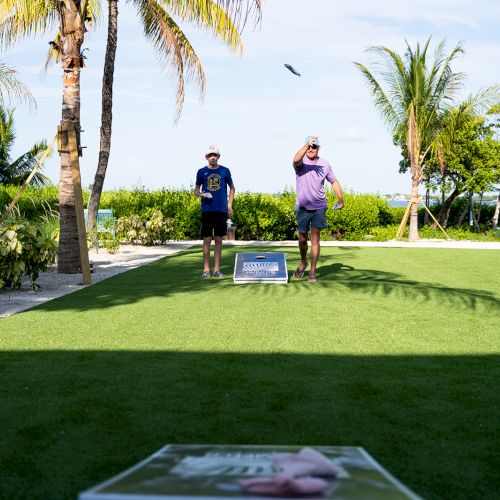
left=331, top=201, right=344, bottom=210
left=308, top=136, right=319, bottom=147
left=228, top=206, right=234, bottom=217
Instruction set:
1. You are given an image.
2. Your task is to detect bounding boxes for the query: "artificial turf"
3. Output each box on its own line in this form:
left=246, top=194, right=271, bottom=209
left=0, top=245, right=499, bottom=499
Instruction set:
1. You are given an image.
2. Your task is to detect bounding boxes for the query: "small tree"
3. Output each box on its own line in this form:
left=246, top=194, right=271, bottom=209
left=428, top=107, right=500, bottom=228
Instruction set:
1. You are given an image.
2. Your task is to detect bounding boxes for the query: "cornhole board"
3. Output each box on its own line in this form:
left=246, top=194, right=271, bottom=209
left=79, top=444, right=421, bottom=500
left=233, top=252, right=288, bottom=284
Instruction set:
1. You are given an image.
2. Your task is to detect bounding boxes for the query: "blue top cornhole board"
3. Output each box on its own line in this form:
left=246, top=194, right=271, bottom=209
left=233, top=252, right=288, bottom=284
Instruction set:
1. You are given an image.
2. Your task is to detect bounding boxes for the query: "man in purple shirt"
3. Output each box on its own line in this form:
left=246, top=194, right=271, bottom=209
left=292, top=135, right=344, bottom=282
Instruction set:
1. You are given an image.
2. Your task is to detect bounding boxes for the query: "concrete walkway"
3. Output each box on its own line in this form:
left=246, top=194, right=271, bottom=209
left=1, top=239, right=498, bottom=318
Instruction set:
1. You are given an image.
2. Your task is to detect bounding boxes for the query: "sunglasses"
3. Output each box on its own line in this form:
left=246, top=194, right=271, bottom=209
left=206, top=153, right=219, bottom=158
left=308, top=144, right=319, bottom=150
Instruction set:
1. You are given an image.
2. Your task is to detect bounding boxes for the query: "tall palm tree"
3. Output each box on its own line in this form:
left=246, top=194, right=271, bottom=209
left=86, top=0, right=259, bottom=236
left=0, top=107, right=51, bottom=186
left=0, top=0, right=100, bottom=272
left=0, top=0, right=261, bottom=272
left=354, top=38, right=466, bottom=240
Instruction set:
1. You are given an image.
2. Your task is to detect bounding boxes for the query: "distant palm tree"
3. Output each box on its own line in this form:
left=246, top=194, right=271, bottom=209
left=0, top=61, right=35, bottom=109
left=86, top=0, right=260, bottom=237
left=0, top=108, right=51, bottom=186
left=354, top=38, right=466, bottom=240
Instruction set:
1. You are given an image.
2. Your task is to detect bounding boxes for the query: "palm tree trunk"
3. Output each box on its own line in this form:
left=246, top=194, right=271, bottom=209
left=87, top=0, right=118, bottom=235
left=407, top=106, right=420, bottom=241
left=408, top=179, right=419, bottom=241
left=57, top=0, right=85, bottom=273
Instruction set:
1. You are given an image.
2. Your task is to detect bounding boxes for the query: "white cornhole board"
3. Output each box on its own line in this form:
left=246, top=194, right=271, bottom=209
left=233, top=252, right=288, bottom=284
left=79, top=444, right=422, bottom=500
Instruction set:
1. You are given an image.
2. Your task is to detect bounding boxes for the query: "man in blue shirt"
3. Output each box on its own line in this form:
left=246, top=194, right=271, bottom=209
left=195, top=145, right=235, bottom=279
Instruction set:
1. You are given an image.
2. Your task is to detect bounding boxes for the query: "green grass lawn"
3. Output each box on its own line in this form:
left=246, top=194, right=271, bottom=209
left=1, top=246, right=499, bottom=499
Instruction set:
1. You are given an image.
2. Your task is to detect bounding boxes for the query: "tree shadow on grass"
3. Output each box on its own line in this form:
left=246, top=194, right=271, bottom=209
left=24, top=245, right=499, bottom=313
left=310, top=261, right=500, bottom=309
left=0, top=350, right=498, bottom=499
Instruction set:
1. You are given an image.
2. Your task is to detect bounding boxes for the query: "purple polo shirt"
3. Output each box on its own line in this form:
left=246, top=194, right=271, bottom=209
left=294, top=156, right=337, bottom=210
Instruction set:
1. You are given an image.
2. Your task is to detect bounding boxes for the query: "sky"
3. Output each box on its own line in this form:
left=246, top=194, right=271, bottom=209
left=4, top=0, right=500, bottom=196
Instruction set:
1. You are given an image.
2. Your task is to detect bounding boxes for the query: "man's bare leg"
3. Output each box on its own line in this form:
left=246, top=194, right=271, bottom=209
left=298, top=232, right=309, bottom=271
left=309, top=228, right=321, bottom=275
left=203, top=236, right=212, bottom=273
left=213, top=236, right=223, bottom=272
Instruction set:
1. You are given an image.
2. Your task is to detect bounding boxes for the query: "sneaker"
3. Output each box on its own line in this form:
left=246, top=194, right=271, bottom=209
left=201, top=271, right=212, bottom=279
left=212, top=271, right=225, bottom=279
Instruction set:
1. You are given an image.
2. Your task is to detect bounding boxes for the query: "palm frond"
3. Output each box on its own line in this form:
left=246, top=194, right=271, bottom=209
left=0, top=62, right=36, bottom=109
left=136, top=0, right=206, bottom=122
left=201, top=0, right=262, bottom=31
left=42, top=32, right=62, bottom=75
left=152, top=0, right=245, bottom=52
left=354, top=57, right=401, bottom=133
left=0, top=0, right=59, bottom=48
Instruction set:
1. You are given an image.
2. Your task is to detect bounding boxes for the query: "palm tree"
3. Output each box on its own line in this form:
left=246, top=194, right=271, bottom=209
left=0, top=107, right=51, bottom=186
left=0, top=0, right=260, bottom=272
left=86, top=0, right=259, bottom=237
left=0, top=0, right=100, bottom=272
left=354, top=38, right=466, bottom=240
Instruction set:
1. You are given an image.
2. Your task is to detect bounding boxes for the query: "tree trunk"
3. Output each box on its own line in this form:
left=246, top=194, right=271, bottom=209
left=492, top=190, right=500, bottom=230
left=57, top=0, right=85, bottom=273
left=408, top=179, right=419, bottom=241
left=432, top=187, right=460, bottom=229
left=457, top=196, right=470, bottom=226
left=87, top=0, right=118, bottom=236
left=406, top=105, right=420, bottom=241
left=423, top=186, right=430, bottom=225
left=476, top=192, right=483, bottom=225
left=470, top=193, right=480, bottom=232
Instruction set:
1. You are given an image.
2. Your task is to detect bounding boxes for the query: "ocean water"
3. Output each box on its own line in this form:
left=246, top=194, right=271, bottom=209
left=387, top=199, right=496, bottom=207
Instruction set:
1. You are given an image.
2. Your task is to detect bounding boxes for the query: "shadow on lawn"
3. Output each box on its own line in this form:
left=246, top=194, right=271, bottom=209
left=1, top=350, right=498, bottom=499
left=27, top=245, right=500, bottom=313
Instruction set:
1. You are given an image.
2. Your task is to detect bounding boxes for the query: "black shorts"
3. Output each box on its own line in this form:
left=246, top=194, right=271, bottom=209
left=201, top=212, right=227, bottom=237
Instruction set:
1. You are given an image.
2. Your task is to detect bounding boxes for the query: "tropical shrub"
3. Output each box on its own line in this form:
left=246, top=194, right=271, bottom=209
left=232, top=191, right=297, bottom=240
left=115, top=215, right=147, bottom=244
left=325, top=192, right=388, bottom=240
left=0, top=217, right=58, bottom=290
left=116, top=210, right=174, bottom=245
left=100, top=188, right=200, bottom=239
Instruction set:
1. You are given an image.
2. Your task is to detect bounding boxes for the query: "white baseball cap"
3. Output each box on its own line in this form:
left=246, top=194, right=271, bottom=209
left=205, top=145, right=220, bottom=156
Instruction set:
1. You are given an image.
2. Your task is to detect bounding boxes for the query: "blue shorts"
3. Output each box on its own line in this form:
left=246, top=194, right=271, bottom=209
left=295, top=207, right=327, bottom=233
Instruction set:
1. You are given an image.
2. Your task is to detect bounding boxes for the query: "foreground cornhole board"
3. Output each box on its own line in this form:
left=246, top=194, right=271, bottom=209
left=233, top=252, right=288, bottom=284
left=79, top=444, right=421, bottom=499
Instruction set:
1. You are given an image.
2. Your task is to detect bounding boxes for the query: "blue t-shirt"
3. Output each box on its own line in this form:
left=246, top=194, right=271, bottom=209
left=196, top=165, right=233, bottom=213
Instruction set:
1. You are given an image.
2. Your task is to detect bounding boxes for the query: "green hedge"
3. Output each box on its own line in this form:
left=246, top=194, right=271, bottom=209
left=0, top=185, right=59, bottom=219
left=9, top=185, right=495, bottom=241
left=100, top=189, right=200, bottom=240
